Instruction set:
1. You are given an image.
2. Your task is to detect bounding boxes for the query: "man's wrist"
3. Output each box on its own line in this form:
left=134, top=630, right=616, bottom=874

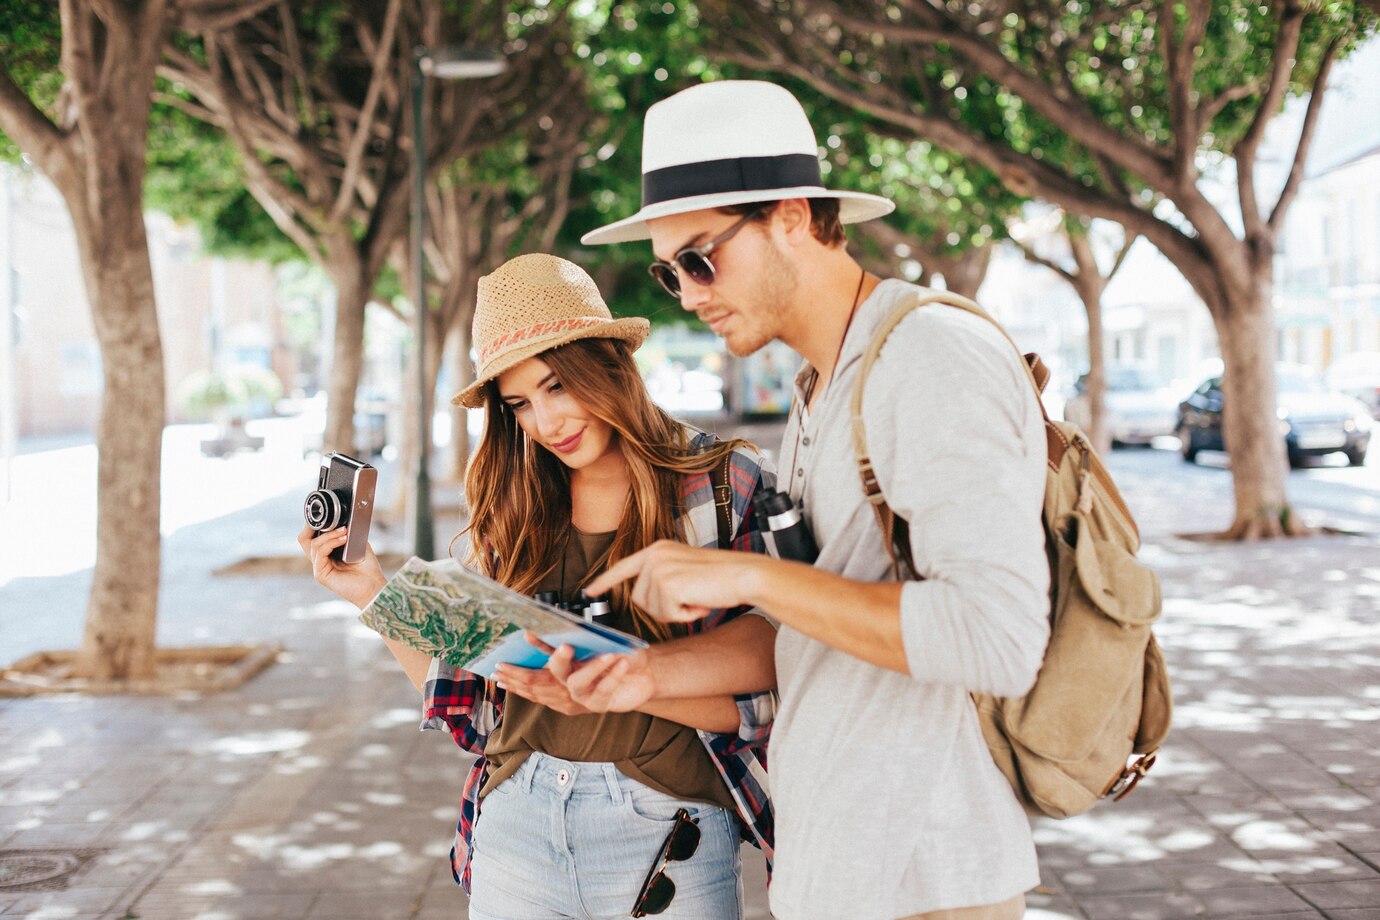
left=641, top=645, right=665, bottom=703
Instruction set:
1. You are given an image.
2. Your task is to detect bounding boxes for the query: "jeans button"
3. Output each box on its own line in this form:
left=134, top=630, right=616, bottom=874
left=557, top=769, right=570, bottom=785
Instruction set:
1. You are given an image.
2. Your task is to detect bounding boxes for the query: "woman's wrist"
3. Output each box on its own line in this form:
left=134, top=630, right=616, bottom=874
left=350, top=575, right=388, bottom=609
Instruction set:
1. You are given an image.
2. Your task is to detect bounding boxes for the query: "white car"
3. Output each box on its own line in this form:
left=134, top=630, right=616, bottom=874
left=1063, top=366, right=1179, bottom=446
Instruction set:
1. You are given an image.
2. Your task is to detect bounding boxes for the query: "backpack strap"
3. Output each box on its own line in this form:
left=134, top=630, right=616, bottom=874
left=850, top=289, right=1051, bottom=579
left=709, top=450, right=734, bottom=550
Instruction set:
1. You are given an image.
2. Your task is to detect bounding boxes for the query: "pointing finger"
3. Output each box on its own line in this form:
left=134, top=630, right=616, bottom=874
left=584, top=548, right=651, bottom=597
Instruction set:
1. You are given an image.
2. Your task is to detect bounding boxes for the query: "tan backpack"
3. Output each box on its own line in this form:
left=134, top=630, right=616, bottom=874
left=850, top=290, right=1172, bottom=819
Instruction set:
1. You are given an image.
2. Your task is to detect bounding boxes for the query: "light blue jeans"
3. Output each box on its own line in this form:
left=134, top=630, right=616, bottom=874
left=467, top=752, right=742, bottom=920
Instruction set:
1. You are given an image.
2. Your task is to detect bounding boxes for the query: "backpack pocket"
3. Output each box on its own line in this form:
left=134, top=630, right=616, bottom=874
left=1001, top=511, right=1161, bottom=765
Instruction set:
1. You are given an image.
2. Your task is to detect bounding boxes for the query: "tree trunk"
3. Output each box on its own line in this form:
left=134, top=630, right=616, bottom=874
left=1081, top=286, right=1110, bottom=456
left=1213, top=274, right=1302, bottom=539
left=1068, top=231, right=1110, bottom=455
left=69, top=195, right=166, bottom=680
left=392, top=308, right=447, bottom=526
left=941, top=246, right=992, bottom=301
left=322, top=248, right=368, bottom=454
left=446, top=320, right=474, bottom=483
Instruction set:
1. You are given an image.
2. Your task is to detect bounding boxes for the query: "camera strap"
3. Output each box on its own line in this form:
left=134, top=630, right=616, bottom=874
left=709, top=451, right=733, bottom=550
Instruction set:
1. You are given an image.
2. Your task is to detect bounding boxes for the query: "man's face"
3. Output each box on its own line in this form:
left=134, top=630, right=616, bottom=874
left=646, top=206, right=797, bottom=357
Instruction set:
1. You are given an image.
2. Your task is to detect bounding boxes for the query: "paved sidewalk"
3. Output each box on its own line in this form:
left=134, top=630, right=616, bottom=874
left=2, top=422, right=1379, bottom=919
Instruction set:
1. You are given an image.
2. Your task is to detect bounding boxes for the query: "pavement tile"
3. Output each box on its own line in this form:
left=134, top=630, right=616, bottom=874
left=1196, top=884, right=1322, bottom=916
left=303, top=890, right=421, bottom=919
left=128, top=892, right=319, bottom=920
left=1291, top=877, right=1380, bottom=909
left=1153, top=856, right=1278, bottom=890
left=0, top=886, right=130, bottom=917
left=1056, top=864, right=1178, bottom=894
left=1076, top=889, right=1205, bottom=920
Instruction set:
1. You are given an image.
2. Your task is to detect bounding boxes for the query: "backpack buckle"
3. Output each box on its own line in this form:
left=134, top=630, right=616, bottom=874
left=858, top=460, right=885, bottom=504
left=1106, top=751, right=1158, bottom=801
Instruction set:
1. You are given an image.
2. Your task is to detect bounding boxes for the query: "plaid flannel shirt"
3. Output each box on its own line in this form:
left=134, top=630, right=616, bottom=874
left=420, top=430, right=777, bottom=892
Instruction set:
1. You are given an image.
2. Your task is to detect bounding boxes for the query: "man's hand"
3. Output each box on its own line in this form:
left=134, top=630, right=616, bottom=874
left=559, top=648, right=658, bottom=714
left=493, top=638, right=592, bottom=717
left=583, top=540, right=762, bottom=623
left=495, top=633, right=657, bottom=715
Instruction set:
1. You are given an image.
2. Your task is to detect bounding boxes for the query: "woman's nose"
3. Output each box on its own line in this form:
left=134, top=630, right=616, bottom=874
left=533, top=400, right=563, bottom=438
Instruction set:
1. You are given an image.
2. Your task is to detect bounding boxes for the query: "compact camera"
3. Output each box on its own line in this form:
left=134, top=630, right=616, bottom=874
left=304, top=451, right=377, bottom=564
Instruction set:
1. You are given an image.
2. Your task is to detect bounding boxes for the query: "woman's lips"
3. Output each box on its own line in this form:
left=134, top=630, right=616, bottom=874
left=551, top=431, right=583, bottom=453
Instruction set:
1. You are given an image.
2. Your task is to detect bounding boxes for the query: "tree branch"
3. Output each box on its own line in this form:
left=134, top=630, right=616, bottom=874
left=1108, top=230, right=1139, bottom=281
left=804, top=0, right=1174, bottom=184
left=1235, top=1, right=1304, bottom=238
left=1269, top=36, right=1339, bottom=234
left=0, top=72, right=68, bottom=180
left=177, top=0, right=280, bottom=32
left=330, top=0, right=401, bottom=223
left=1162, top=0, right=1208, bottom=184
left=1014, top=237, right=1076, bottom=285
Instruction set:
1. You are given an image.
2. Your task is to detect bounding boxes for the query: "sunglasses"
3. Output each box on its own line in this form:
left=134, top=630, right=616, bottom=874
left=647, top=207, right=767, bottom=299
left=631, top=807, right=701, bottom=917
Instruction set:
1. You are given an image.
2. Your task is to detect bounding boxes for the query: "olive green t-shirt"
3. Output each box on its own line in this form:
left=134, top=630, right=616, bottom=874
left=481, top=528, right=735, bottom=813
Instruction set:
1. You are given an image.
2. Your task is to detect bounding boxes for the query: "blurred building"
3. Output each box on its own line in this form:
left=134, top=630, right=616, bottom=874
left=0, top=164, right=291, bottom=439
left=1275, top=145, right=1380, bottom=367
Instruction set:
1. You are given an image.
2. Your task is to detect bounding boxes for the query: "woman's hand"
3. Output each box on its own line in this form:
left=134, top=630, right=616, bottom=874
left=492, top=633, right=594, bottom=716
left=517, top=635, right=656, bottom=714
left=297, top=524, right=387, bottom=609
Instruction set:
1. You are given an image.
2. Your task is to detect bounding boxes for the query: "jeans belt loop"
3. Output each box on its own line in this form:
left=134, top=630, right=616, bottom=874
left=603, top=763, right=625, bottom=804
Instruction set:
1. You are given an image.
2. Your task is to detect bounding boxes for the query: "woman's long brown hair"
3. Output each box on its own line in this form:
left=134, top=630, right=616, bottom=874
left=458, top=337, right=750, bottom=641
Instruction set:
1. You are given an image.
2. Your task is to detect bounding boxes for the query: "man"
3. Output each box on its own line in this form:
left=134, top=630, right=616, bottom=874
left=574, top=80, right=1050, bottom=920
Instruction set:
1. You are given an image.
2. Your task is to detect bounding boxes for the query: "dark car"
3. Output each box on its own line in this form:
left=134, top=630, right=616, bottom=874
left=1177, top=365, right=1372, bottom=468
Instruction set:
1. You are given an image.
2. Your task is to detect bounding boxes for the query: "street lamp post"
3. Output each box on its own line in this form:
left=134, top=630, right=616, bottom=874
left=411, top=46, right=506, bottom=559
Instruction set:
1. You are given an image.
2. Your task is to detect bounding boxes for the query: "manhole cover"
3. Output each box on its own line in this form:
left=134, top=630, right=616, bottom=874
left=0, top=852, right=82, bottom=888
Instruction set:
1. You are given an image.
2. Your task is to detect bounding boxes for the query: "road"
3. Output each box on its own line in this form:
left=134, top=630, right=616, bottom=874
left=1101, top=439, right=1380, bottom=537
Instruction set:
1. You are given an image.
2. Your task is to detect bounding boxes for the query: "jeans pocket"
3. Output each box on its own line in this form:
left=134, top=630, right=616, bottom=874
left=623, top=783, right=719, bottom=828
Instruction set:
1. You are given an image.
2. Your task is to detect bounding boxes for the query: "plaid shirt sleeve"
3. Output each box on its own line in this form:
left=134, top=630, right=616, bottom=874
left=682, top=430, right=778, bottom=867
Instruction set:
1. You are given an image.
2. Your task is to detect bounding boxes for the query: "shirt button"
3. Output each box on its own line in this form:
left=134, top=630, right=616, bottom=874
left=802, top=436, right=811, bottom=446
left=796, top=469, right=804, bottom=477
left=557, top=769, right=570, bottom=785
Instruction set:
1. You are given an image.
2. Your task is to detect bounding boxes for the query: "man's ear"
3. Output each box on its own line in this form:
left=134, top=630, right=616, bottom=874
left=773, top=198, right=815, bottom=244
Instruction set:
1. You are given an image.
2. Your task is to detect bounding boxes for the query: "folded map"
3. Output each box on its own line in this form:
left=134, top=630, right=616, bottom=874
left=357, top=556, right=647, bottom=679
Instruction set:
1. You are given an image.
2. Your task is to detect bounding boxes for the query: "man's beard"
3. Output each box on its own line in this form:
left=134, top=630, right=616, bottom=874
left=725, top=239, right=796, bottom=357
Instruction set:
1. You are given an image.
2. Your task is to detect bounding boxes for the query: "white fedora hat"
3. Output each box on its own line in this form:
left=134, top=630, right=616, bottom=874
left=581, top=80, right=894, bottom=246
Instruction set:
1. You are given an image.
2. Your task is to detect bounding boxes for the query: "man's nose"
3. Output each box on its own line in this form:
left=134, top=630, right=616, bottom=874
left=677, top=269, right=712, bottom=312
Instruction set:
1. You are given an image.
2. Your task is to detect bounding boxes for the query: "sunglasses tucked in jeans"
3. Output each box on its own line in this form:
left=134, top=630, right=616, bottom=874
left=466, top=752, right=742, bottom=920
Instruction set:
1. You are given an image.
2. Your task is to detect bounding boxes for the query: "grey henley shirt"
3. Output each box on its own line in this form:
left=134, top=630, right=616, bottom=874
left=767, top=279, right=1050, bottom=919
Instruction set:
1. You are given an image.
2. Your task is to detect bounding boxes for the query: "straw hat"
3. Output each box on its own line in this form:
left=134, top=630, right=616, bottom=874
left=581, top=80, right=893, bottom=246
left=451, top=254, right=650, bottom=408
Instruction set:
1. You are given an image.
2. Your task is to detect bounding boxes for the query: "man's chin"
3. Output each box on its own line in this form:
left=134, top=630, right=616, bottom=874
left=724, top=330, right=771, bottom=358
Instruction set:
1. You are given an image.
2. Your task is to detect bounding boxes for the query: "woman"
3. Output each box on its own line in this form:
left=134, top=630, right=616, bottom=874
left=300, top=253, right=775, bottom=920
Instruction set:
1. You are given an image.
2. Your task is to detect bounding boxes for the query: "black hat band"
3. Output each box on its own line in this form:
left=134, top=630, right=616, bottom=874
left=642, top=154, right=822, bottom=207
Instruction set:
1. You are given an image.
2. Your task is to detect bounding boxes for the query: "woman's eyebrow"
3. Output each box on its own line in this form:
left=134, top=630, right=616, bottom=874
left=499, top=372, right=558, bottom=402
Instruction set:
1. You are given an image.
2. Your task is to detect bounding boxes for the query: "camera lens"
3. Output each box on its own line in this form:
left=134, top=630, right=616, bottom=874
left=304, top=489, right=343, bottom=531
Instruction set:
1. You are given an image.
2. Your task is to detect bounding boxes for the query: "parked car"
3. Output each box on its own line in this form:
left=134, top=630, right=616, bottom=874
left=297, top=388, right=392, bottom=459
left=1177, top=364, right=1372, bottom=467
left=1327, top=351, right=1380, bottom=419
left=1062, top=366, right=1179, bottom=446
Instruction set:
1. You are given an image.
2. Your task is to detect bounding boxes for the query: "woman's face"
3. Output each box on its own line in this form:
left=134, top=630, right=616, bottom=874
left=496, top=355, right=619, bottom=471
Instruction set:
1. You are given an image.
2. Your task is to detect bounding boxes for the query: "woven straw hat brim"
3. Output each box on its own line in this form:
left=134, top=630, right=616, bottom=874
left=581, top=187, right=894, bottom=246
left=451, top=317, right=650, bottom=408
